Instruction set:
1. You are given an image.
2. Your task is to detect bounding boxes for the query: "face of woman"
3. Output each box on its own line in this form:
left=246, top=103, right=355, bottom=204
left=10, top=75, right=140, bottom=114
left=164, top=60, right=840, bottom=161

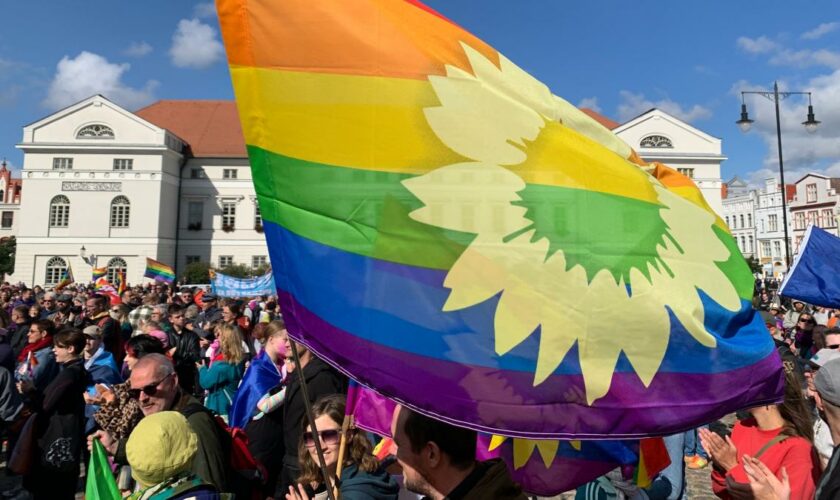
left=125, top=352, right=139, bottom=371
left=27, top=325, right=46, bottom=344
left=268, top=331, right=289, bottom=360
left=306, top=414, right=342, bottom=471
left=53, top=343, right=76, bottom=364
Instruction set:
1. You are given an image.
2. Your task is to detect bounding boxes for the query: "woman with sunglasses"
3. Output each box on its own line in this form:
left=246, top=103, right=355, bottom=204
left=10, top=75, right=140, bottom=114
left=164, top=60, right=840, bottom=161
left=287, top=394, right=399, bottom=500
left=198, top=322, right=245, bottom=420
left=17, top=328, right=88, bottom=499
left=794, top=313, right=818, bottom=361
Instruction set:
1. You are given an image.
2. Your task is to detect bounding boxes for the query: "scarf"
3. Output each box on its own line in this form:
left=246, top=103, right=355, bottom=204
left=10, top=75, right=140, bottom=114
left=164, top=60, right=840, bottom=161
left=84, top=345, right=106, bottom=371
left=17, top=334, right=53, bottom=362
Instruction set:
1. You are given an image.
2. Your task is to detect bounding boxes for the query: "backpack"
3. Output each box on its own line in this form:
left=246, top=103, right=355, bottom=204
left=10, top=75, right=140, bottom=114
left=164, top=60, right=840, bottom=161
left=181, top=403, right=268, bottom=493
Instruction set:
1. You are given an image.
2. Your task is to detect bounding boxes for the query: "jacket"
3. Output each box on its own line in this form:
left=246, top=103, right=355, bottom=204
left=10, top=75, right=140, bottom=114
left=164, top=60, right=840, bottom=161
left=282, top=356, right=347, bottom=466
left=84, top=313, right=123, bottom=364
left=8, top=321, right=30, bottom=358
left=84, top=347, right=122, bottom=390
left=817, top=445, right=840, bottom=500
left=339, top=463, right=399, bottom=500
left=17, top=345, right=60, bottom=392
left=198, top=360, right=244, bottom=416
left=0, top=366, right=22, bottom=422
left=439, top=459, right=527, bottom=500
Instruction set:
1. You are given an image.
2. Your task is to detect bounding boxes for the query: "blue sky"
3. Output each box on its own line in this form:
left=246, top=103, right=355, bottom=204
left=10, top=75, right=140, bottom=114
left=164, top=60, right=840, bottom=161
left=1, top=1, right=839, bottom=187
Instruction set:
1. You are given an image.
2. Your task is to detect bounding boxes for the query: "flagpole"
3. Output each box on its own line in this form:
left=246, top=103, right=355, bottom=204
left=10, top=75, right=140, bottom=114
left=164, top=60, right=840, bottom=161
left=290, top=339, right=337, bottom=500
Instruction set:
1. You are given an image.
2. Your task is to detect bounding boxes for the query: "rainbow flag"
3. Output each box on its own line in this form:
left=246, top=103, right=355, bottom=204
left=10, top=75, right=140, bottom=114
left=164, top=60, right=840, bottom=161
left=94, top=277, right=115, bottom=294
left=116, top=271, right=126, bottom=295
left=92, top=267, right=107, bottom=282
left=218, top=0, right=783, bottom=438
left=55, top=264, right=74, bottom=291
left=144, top=258, right=175, bottom=284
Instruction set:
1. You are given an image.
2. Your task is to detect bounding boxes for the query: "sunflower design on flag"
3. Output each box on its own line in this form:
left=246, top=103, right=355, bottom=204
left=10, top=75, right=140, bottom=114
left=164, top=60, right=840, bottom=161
left=403, top=43, right=741, bottom=404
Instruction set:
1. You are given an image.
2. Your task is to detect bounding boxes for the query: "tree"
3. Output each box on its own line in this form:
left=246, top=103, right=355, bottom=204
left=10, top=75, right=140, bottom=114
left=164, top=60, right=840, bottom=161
left=746, top=255, right=763, bottom=275
left=0, top=237, right=16, bottom=278
left=181, top=261, right=211, bottom=284
left=219, top=263, right=253, bottom=278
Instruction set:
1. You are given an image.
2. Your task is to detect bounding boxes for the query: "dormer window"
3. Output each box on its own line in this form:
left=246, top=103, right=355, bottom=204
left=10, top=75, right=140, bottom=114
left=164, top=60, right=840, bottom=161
left=77, top=124, right=115, bottom=139
left=639, top=135, right=673, bottom=148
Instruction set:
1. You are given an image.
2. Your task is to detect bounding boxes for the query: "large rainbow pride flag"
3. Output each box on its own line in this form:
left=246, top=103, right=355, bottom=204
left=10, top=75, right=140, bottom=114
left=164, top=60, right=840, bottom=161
left=218, top=0, right=783, bottom=439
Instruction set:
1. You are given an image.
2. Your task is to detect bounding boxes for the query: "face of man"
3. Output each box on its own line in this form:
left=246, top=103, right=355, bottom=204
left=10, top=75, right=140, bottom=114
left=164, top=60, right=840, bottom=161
left=391, top=406, right=435, bottom=497
left=57, top=300, right=71, bottom=312
left=129, top=363, right=178, bottom=416
left=170, top=312, right=185, bottom=329
left=826, top=334, right=840, bottom=350
left=42, top=295, right=56, bottom=311
left=84, top=335, right=102, bottom=356
left=85, top=299, right=103, bottom=317
left=794, top=302, right=805, bottom=312
left=202, top=299, right=215, bottom=311
left=10, top=309, right=24, bottom=324
left=22, top=290, right=33, bottom=301
left=181, top=292, right=193, bottom=304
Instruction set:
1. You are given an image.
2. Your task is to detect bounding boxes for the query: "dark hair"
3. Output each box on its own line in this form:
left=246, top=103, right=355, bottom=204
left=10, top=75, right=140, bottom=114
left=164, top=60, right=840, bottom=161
left=125, top=334, right=166, bottom=358
left=31, top=319, right=56, bottom=337
left=88, top=295, right=108, bottom=309
left=297, top=394, right=378, bottom=486
left=826, top=327, right=840, bottom=337
left=222, top=300, right=242, bottom=316
left=12, top=305, right=29, bottom=320
left=54, top=328, right=86, bottom=355
left=168, top=304, right=184, bottom=317
left=779, top=368, right=814, bottom=442
left=813, top=325, right=829, bottom=351
left=403, top=407, right=476, bottom=470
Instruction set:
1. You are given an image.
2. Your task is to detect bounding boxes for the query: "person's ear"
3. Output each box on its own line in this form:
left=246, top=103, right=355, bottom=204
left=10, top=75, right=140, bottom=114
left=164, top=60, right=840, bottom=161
left=425, top=441, right=442, bottom=468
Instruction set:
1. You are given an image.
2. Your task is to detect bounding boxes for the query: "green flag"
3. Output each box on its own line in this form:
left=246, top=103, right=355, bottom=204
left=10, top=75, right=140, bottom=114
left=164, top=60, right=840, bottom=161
left=85, top=440, right=120, bottom=500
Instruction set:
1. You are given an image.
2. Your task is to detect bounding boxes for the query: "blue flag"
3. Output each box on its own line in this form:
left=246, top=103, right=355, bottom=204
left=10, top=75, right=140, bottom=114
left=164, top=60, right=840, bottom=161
left=780, top=225, right=840, bottom=308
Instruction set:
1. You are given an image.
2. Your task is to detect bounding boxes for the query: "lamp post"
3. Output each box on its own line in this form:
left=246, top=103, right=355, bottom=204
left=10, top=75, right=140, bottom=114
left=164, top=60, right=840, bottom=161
left=79, top=245, right=97, bottom=267
left=736, top=81, right=819, bottom=269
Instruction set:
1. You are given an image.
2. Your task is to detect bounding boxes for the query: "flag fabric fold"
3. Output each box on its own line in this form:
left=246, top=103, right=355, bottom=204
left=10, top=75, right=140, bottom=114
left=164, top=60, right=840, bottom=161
left=218, top=0, right=783, bottom=439
left=92, top=267, right=107, bottom=282
left=55, top=264, right=74, bottom=291
left=780, top=224, right=840, bottom=308
left=85, top=440, right=121, bottom=500
left=144, top=258, right=175, bottom=284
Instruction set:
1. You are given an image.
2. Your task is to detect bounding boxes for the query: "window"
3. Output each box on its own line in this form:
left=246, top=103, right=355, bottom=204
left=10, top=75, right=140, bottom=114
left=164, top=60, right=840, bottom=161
left=806, top=183, right=817, bottom=203
left=0, top=212, right=12, bottom=229
left=190, top=168, right=205, bottom=179
left=76, top=124, right=114, bottom=139
left=222, top=202, right=236, bottom=228
left=747, top=214, right=752, bottom=227
left=748, top=235, right=754, bottom=253
left=185, top=255, right=201, bottom=265
left=0, top=190, right=5, bottom=203
left=106, top=257, right=127, bottom=285
left=677, top=168, right=694, bottom=178
left=769, top=214, right=778, bottom=232
left=725, top=216, right=730, bottom=227
left=254, top=202, right=262, bottom=227
left=110, top=196, right=130, bottom=228
left=45, top=257, right=67, bottom=286
left=52, top=158, right=73, bottom=170
left=823, top=209, right=834, bottom=227
left=187, top=201, right=203, bottom=230
left=773, top=241, right=782, bottom=257
left=739, top=236, right=746, bottom=251
left=252, top=256, right=267, bottom=269
left=113, top=159, right=133, bottom=171
left=762, top=241, right=771, bottom=258
left=223, top=169, right=238, bottom=179
left=794, top=212, right=805, bottom=230
left=639, top=135, right=673, bottom=148
left=739, top=215, right=745, bottom=228
left=49, top=195, right=70, bottom=227
left=808, top=210, right=818, bottom=226
left=219, top=255, right=233, bottom=268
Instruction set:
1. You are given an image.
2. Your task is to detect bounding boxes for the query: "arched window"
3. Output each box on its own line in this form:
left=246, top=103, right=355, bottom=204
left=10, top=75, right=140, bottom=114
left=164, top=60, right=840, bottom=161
left=49, top=195, right=70, bottom=227
left=639, top=135, right=673, bottom=148
left=110, top=196, right=130, bottom=228
left=45, top=257, right=67, bottom=286
left=107, top=257, right=127, bottom=284
left=76, top=124, right=114, bottom=139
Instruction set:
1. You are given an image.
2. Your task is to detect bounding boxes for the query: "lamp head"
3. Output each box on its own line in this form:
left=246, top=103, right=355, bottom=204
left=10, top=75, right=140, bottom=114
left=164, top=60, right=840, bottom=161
left=802, top=104, right=820, bottom=133
left=736, top=103, right=754, bottom=133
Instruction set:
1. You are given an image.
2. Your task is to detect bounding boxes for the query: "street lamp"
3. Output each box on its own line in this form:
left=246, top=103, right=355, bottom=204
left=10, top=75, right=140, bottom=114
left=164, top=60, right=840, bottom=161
left=79, top=245, right=97, bottom=267
left=737, top=81, right=819, bottom=269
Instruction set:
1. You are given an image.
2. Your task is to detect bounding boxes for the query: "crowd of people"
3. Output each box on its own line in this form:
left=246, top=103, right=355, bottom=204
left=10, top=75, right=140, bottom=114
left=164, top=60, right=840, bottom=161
left=3, top=277, right=840, bottom=499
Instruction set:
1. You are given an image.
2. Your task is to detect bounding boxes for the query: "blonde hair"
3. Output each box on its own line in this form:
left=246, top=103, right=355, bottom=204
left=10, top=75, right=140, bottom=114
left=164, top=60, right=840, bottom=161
left=218, top=323, right=245, bottom=365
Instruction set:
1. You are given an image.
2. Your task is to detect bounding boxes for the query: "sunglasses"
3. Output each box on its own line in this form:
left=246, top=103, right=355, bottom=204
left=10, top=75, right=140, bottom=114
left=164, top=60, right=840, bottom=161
left=303, top=429, right=343, bottom=448
left=799, top=319, right=815, bottom=324
left=128, top=373, right=173, bottom=399
left=828, top=344, right=840, bottom=350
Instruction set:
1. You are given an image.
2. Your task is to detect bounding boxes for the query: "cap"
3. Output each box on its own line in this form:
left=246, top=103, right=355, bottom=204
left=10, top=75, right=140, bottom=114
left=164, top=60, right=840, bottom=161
left=82, top=325, right=102, bottom=339
left=815, top=358, right=840, bottom=407
left=57, top=294, right=72, bottom=302
left=201, top=293, right=217, bottom=302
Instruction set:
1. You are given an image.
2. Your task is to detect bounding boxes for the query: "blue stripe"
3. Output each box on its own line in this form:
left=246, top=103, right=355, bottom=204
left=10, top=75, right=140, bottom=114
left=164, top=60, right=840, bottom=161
left=265, top=220, right=774, bottom=375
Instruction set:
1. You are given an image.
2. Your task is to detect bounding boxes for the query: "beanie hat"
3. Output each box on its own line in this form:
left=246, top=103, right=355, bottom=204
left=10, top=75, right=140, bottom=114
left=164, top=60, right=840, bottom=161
left=127, top=411, right=198, bottom=487
left=148, top=330, right=169, bottom=349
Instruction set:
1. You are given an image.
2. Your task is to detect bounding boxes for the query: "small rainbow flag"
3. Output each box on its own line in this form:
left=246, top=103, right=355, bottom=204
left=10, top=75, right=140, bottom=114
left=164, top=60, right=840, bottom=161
left=92, top=267, right=107, bottom=282
left=116, top=271, right=126, bottom=295
left=94, top=277, right=115, bottom=293
left=55, top=264, right=74, bottom=291
left=144, top=258, right=175, bottom=284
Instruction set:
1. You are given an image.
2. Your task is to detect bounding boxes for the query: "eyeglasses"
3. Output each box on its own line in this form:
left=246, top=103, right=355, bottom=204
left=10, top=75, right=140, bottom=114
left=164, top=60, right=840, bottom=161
left=303, top=429, right=342, bottom=448
left=127, top=373, right=173, bottom=399
left=110, top=309, right=120, bottom=313
left=799, top=319, right=815, bottom=324
left=828, top=344, right=840, bottom=350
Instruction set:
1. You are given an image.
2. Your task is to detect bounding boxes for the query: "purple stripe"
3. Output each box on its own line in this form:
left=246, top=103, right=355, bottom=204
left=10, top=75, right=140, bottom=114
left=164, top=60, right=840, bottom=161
left=280, top=291, right=784, bottom=440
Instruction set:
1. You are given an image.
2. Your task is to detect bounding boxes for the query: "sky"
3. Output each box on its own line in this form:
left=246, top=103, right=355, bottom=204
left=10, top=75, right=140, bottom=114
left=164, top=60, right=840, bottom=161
left=1, top=1, right=839, bottom=188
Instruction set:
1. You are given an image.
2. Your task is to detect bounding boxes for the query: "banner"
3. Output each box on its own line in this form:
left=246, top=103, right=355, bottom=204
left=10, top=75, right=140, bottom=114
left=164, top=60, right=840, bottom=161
left=780, top=224, right=840, bottom=308
left=211, top=270, right=276, bottom=298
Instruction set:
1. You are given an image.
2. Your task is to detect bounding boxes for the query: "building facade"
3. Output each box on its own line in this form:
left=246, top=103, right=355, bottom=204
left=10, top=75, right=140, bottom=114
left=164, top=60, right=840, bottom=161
left=721, top=177, right=756, bottom=259
left=0, top=160, right=22, bottom=238
left=788, top=173, right=840, bottom=253
left=755, top=178, right=794, bottom=277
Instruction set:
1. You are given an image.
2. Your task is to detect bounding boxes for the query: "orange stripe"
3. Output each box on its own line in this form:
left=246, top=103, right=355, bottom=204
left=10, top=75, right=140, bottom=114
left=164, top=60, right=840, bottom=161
left=217, top=0, right=499, bottom=79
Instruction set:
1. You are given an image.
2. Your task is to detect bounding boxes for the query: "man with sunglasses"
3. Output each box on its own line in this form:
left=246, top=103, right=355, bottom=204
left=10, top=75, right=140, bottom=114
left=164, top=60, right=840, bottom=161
left=38, top=292, right=58, bottom=320
left=89, top=354, right=231, bottom=493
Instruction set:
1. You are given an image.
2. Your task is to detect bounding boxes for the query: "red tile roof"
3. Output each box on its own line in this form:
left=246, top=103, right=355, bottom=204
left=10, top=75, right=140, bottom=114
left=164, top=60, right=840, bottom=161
left=580, top=108, right=620, bottom=130
left=135, top=100, right=247, bottom=158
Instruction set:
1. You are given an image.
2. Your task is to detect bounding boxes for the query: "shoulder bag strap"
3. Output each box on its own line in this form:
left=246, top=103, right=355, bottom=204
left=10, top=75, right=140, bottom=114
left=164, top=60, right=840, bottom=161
left=754, top=434, right=788, bottom=459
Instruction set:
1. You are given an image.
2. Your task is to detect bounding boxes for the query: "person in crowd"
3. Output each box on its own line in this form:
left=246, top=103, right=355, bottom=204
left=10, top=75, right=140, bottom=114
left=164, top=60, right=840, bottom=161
left=755, top=291, right=774, bottom=311
left=700, top=369, right=820, bottom=499
left=0, top=364, right=23, bottom=436
left=197, top=293, right=224, bottom=329
left=168, top=303, right=202, bottom=395
left=9, top=305, right=31, bottom=357
left=814, top=307, right=832, bottom=326
left=793, top=313, right=818, bottom=361
left=784, top=301, right=810, bottom=330
left=286, top=394, right=399, bottom=500
left=125, top=411, right=223, bottom=499
left=0, top=327, right=13, bottom=373
left=806, top=349, right=839, bottom=469
left=198, top=322, right=246, bottom=419
left=82, top=325, right=122, bottom=430
left=90, top=353, right=231, bottom=492
left=684, top=425, right=710, bottom=469
left=123, top=334, right=167, bottom=374
left=813, top=357, right=840, bottom=499
left=281, top=340, right=347, bottom=492
left=17, top=328, right=88, bottom=499
left=38, top=292, right=57, bottom=320
left=121, top=289, right=141, bottom=311
left=128, top=294, right=157, bottom=336
left=390, top=404, right=527, bottom=500
left=27, top=303, right=42, bottom=321
left=51, top=294, right=76, bottom=327
left=83, top=294, right=123, bottom=365
left=178, top=287, right=195, bottom=307
left=13, top=287, right=35, bottom=310
left=15, top=319, right=59, bottom=392
left=110, top=303, right=133, bottom=339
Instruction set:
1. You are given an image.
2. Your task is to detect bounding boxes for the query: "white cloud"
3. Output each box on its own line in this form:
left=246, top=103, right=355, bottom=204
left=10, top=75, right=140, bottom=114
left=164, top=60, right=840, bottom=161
left=123, top=41, right=153, bottom=57
left=769, top=48, right=840, bottom=70
left=736, top=36, right=779, bottom=54
left=577, top=97, right=601, bottom=113
left=193, top=2, right=217, bottom=19
left=802, top=22, right=839, bottom=40
left=42, top=51, right=158, bottom=110
left=616, top=91, right=712, bottom=123
left=169, top=19, right=224, bottom=69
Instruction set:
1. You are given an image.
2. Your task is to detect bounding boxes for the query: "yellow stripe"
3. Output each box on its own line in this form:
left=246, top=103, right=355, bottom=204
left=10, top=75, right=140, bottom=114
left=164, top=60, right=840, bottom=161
left=231, top=66, right=660, bottom=204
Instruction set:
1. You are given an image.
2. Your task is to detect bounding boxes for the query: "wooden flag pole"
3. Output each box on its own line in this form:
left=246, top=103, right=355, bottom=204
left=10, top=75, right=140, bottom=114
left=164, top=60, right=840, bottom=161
left=333, top=413, right=354, bottom=500
left=290, top=339, right=337, bottom=500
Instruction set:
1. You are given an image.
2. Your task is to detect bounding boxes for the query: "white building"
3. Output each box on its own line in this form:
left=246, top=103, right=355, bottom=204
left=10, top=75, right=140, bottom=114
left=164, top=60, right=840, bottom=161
left=12, top=95, right=265, bottom=286
left=788, top=173, right=840, bottom=253
left=611, top=108, right=725, bottom=215
left=754, top=178, right=793, bottom=277
left=721, top=177, right=756, bottom=259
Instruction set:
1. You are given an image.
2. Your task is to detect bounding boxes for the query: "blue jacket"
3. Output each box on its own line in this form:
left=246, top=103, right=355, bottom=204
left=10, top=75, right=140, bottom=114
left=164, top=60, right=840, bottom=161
left=84, top=348, right=122, bottom=393
left=199, top=360, right=244, bottom=416
left=229, top=351, right=282, bottom=429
